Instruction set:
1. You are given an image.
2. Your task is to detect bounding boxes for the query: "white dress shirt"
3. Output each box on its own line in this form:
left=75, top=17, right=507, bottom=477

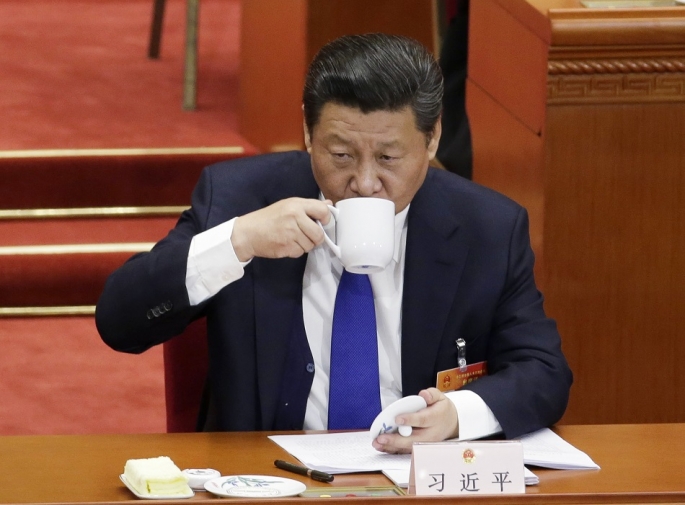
left=185, top=204, right=501, bottom=440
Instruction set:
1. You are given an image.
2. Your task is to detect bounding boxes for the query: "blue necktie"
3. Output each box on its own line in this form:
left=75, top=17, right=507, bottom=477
left=328, top=270, right=382, bottom=430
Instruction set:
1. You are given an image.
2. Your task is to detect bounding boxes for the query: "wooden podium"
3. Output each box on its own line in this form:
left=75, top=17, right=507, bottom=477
left=467, top=1, right=685, bottom=425
left=239, top=0, right=437, bottom=153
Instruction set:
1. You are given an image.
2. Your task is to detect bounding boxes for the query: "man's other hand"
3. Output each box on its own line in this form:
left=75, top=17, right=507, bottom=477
left=231, top=198, right=332, bottom=261
left=372, top=388, right=459, bottom=454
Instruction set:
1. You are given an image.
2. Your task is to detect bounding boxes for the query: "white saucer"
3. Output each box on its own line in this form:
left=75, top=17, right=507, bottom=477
left=204, top=475, right=306, bottom=498
left=119, top=475, right=194, bottom=500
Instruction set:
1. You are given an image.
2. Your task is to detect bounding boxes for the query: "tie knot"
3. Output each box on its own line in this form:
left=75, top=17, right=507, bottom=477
left=339, top=270, right=372, bottom=295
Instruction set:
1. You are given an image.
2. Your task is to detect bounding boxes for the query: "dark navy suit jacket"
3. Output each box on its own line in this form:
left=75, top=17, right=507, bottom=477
left=96, top=151, right=572, bottom=439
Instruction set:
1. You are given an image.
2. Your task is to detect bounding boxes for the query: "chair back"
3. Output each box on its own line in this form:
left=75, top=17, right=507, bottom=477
left=163, top=317, right=208, bottom=432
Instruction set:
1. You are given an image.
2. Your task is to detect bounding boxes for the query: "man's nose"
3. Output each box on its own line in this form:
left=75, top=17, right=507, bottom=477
left=351, top=162, right=382, bottom=196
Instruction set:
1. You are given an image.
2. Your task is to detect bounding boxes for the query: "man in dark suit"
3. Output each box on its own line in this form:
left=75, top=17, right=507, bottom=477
left=96, top=34, right=571, bottom=454
left=436, top=0, right=472, bottom=179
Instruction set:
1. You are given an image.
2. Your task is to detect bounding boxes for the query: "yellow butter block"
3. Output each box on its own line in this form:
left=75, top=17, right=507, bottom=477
left=123, top=456, right=192, bottom=496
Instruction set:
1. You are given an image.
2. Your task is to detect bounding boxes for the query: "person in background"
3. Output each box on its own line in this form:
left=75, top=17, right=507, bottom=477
left=436, top=0, right=472, bottom=179
left=96, top=33, right=572, bottom=454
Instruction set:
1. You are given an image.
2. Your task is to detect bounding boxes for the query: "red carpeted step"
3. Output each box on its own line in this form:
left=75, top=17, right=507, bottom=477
left=0, top=148, right=260, bottom=308
left=0, top=216, right=179, bottom=307
left=1, top=251, right=140, bottom=307
left=0, top=216, right=180, bottom=246
left=0, top=149, right=256, bottom=209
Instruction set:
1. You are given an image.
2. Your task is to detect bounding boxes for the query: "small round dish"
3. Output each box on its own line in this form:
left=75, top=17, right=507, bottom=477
left=204, top=475, right=306, bottom=498
left=182, top=468, right=221, bottom=490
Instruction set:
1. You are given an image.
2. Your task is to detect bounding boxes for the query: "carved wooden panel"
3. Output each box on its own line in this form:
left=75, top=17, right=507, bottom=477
left=548, top=57, right=685, bottom=104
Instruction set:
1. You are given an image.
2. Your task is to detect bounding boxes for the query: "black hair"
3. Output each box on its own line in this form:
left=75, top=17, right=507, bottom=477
left=303, top=33, right=443, bottom=141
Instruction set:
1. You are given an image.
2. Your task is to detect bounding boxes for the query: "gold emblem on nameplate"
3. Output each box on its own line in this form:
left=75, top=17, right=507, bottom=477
left=442, top=373, right=452, bottom=390
left=462, top=448, right=475, bottom=464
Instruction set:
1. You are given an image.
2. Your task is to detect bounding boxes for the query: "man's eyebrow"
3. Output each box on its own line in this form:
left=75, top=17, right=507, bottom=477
left=377, top=140, right=402, bottom=149
left=323, top=134, right=352, bottom=145
left=321, top=135, right=403, bottom=149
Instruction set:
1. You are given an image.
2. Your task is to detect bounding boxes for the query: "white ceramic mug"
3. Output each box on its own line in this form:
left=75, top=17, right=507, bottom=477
left=320, top=197, right=395, bottom=274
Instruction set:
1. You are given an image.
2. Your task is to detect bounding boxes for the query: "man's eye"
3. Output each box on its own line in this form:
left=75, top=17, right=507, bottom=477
left=379, top=155, right=396, bottom=162
left=332, top=153, right=350, bottom=159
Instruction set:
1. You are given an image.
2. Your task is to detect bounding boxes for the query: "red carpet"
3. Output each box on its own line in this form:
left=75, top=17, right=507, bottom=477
left=0, top=0, right=246, bottom=150
left=0, top=0, right=248, bottom=435
left=0, top=317, right=165, bottom=435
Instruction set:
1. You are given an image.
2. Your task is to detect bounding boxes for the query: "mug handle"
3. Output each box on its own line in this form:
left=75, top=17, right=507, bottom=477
left=318, top=205, right=341, bottom=258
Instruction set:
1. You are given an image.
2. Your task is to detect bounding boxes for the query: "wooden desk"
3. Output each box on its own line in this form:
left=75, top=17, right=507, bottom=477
left=1, top=424, right=684, bottom=504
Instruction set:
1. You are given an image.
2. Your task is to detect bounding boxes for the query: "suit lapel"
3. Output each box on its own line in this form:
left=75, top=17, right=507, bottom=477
left=252, top=155, right=319, bottom=429
left=253, top=255, right=308, bottom=429
left=401, top=170, right=470, bottom=395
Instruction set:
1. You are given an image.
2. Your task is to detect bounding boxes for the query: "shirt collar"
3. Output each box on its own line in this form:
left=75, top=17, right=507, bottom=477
left=393, top=204, right=410, bottom=264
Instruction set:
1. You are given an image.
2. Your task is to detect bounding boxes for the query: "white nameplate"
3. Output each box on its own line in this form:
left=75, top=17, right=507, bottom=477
left=409, top=441, right=525, bottom=496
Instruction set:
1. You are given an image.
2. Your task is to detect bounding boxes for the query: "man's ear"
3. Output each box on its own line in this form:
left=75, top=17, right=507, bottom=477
left=302, top=106, right=312, bottom=153
left=427, top=117, right=442, bottom=160
left=303, top=121, right=312, bottom=153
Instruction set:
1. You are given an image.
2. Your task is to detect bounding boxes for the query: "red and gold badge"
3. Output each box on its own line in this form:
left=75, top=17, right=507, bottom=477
left=436, top=361, right=488, bottom=393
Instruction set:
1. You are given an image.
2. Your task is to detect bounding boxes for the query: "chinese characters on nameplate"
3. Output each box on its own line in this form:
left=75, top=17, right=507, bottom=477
left=409, top=441, right=525, bottom=496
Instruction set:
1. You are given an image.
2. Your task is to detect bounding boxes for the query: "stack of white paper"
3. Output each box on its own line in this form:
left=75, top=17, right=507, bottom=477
left=269, top=428, right=599, bottom=488
left=519, top=428, right=600, bottom=470
left=270, top=431, right=410, bottom=474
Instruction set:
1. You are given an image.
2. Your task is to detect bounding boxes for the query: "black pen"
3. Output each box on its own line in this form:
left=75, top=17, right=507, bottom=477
left=274, top=459, right=334, bottom=483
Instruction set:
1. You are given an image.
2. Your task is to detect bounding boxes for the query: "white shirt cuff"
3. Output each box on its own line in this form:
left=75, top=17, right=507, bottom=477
left=185, top=218, right=250, bottom=305
left=445, top=389, right=502, bottom=440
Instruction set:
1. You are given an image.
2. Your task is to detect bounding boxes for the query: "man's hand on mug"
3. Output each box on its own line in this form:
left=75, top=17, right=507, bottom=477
left=372, top=388, right=460, bottom=454
left=231, top=198, right=332, bottom=261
